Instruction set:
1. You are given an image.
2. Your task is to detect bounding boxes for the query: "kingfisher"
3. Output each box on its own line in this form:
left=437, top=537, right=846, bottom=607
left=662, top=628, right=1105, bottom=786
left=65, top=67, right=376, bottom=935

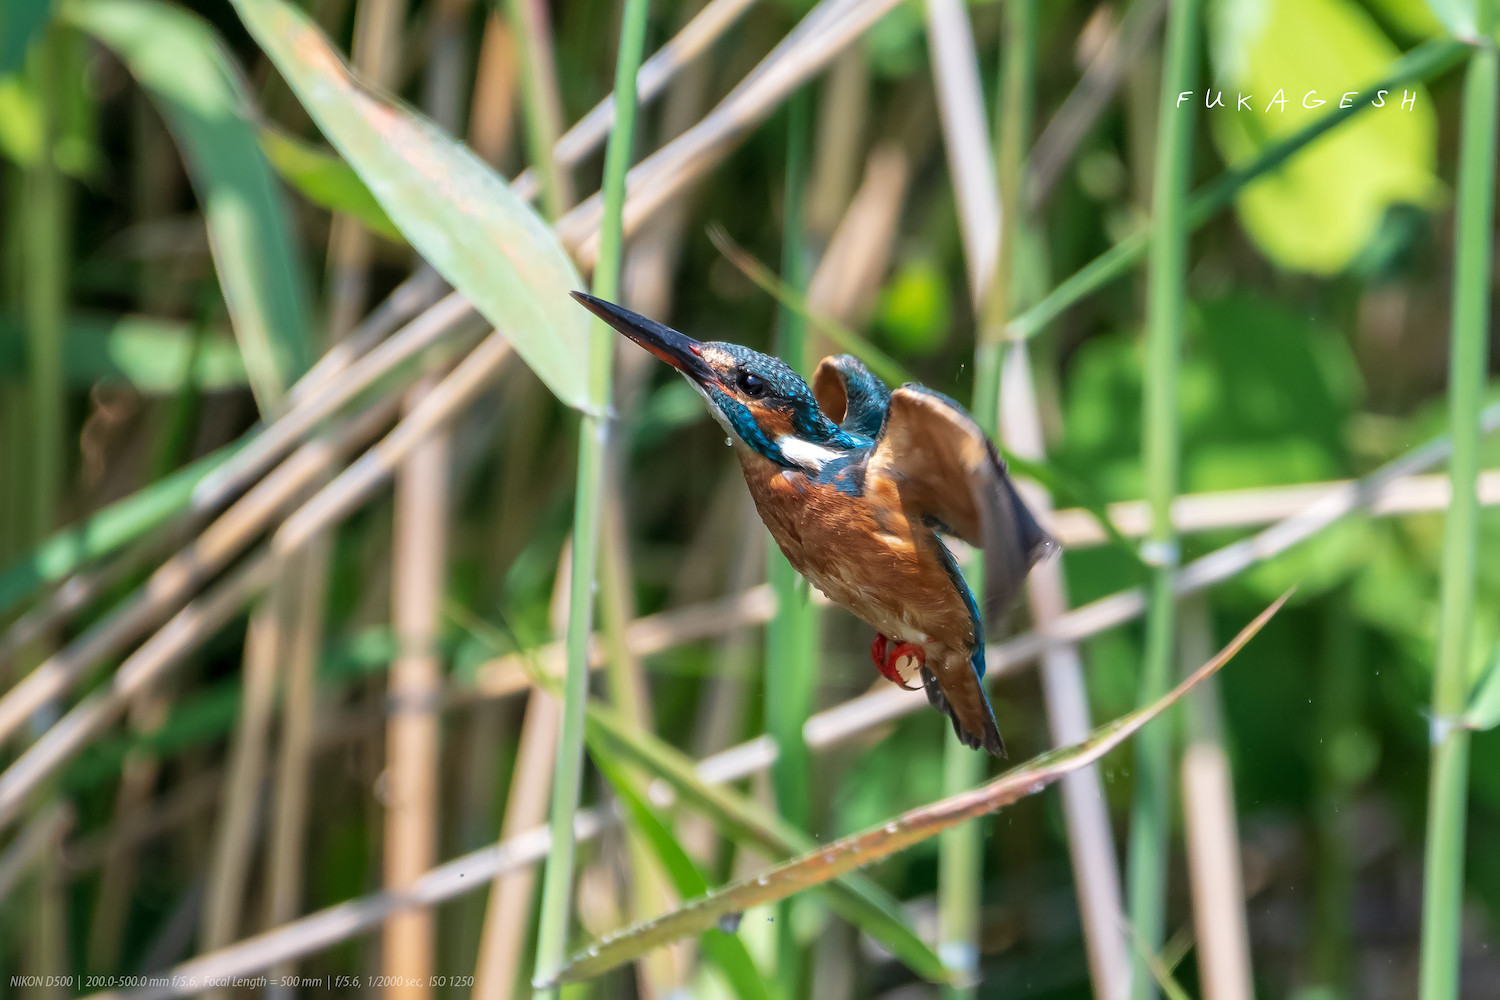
left=573, top=292, right=1055, bottom=757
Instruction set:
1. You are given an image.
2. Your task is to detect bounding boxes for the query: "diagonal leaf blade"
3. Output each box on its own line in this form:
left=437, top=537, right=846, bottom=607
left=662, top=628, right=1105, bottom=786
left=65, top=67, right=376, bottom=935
left=591, top=751, right=771, bottom=1000
left=228, top=0, right=595, bottom=411
left=545, top=591, right=1292, bottom=985
left=1464, top=641, right=1500, bottom=731
left=66, top=0, right=311, bottom=413
left=449, top=606, right=950, bottom=985
left=258, top=128, right=402, bottom=243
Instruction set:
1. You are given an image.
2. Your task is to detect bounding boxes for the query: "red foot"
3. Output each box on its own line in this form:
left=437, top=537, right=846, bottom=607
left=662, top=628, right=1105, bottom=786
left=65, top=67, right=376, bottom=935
left=870, top=633, right=925, bottom=690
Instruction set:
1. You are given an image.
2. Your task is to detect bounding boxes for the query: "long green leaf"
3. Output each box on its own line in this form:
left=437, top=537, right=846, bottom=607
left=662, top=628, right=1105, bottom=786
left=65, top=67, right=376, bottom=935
left=448, top=606, right=950, bottom=985
left=65, top=0, right=310, bottom=413
left=228, top=0, right=594, bottom=412
left=544, top=593, right=1291, bottom=985
left=0, top=439, right=242, bottom=616
left=0, top=312, right=246, bottom=391
left=257, top=128, right=401, bottom=243
left=1465, top=641, right=1500, bottom=731
left=1418, top=22, right=1496, bottom=1000
left=591, top=752, right=771, bottom=1000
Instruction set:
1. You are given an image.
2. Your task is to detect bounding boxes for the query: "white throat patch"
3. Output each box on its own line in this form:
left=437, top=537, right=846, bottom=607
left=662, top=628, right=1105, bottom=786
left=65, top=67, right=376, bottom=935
left=776, top=435, right=843, bottom=472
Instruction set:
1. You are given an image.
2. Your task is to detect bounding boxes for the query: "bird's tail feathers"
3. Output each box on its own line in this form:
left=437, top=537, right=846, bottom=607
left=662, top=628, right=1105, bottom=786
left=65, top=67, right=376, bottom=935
left=920, top=664, right=1005, bottom=758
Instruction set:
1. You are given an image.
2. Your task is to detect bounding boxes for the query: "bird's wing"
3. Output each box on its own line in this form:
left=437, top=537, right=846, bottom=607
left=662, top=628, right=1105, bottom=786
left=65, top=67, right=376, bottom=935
left=866, top=385, right=1057, bottom=623
left=812, top=354, right=890, bottom=440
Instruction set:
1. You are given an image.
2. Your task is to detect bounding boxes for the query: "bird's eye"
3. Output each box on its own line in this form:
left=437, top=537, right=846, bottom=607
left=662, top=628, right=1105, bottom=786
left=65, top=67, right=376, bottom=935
left=736, top=370, right=768, bottom=398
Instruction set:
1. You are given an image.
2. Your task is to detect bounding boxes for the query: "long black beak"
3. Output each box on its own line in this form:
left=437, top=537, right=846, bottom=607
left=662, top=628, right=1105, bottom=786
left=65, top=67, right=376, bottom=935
left=571, top=292, right=718, bottom=385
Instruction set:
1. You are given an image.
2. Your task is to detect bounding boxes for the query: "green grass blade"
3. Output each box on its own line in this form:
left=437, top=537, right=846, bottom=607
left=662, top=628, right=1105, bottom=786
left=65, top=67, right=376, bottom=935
left=451, top=607, right=949, bottom=984
left=544, top=594, right=1288, bottom=986
left=591, top=752, right=772, bottom=1000
left=0, top=439, right=242, bottom=616
left=1464, top=641, right=1500, bottom=731
left=67, top=0, right=310, bottom=414
left=257, top=128, right=401, bottom=243
left=582, top=700, right=950, bottom=985
left=228, top=0, right=594, bottom=412
left=1417, top=24, right=1496, bottom=1000
left=532, top=0, right=651, bottom=994
left=1127, top=2, right=1200, bottom=997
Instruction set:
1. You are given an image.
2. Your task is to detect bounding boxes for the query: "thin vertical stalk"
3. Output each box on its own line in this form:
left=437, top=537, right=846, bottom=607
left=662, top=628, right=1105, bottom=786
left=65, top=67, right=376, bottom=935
left=923, top=0, right=998, bottom=989
left=1310, top=591, right=1361, bottom=994
left=766, top=83, right=817, bottom=998
left=23, top=23, right=68, bottom=544
left=505, top=0, right=574, bottom=221
left=200, top=590, right=286, bottom=978
left=1418, top=20, right=1497, bottom=1000
left=384, top=374, right=450, bottom=999
left=988, top=3, right=1130, bottom=998
left=325, top=0, right=409, bottom=341
left=265, top=537, right=332, bottom=1000
left=531, top=0, right=651, bottom=992
left=1178, top=597, right=1252, bottom=1000
left=1127, top=2, right=1198, bottom=997
left=476, top=546, right=571, bottom=999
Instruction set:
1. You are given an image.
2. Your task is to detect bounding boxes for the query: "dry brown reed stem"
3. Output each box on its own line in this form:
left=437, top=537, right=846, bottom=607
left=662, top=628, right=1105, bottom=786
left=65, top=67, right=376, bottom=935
left=469, top=12, right=519, bottom=166
left=0, top=552, right=278, bottom=831
left=922, top=0, right=999, bottom=305
left=86, top=692, right=169, bottom=972
left=1026, top=0, right=1167, bottom=211
left=193, top=291, right=482, bottom=513
left=383, top=375, right=450, bottom=996
left=272, top=330, right=513, bottom=555
left=288, top=268, right=449, bottom=411
left=0, top=402, right=399, bottom=749
left=558, top=0, right=903, bottom=266
left=264, top=537, right=331, bottom=990
left=0, top=801, right=72, bottom=901
left=807, top=46, right=870, bottom=239
left=1002, top=345, right=1132, bottom=999
left=472, top=690, right=562, bottom=999
left=63, top=770, right=222, bottom=875
left=324, top=0, right=410, bottom=341
left=0, top=539, right=156, bottom=673
left=1178, top=597, right=1253, bottom=1000
left=509, top=0, right=761, bottom=204
left=54, top=406, right=1500, bottom=988
left=200, top=585, right=287, bottom=972
left=805, top=144, right=909, bottom=322
left=473, top=542, right=571, bottom=1000
left=0, top=272, right=443, bottom=672
left=0, top=334, right=516, bottom=830
left=467, top=468, right=1500, bottom=697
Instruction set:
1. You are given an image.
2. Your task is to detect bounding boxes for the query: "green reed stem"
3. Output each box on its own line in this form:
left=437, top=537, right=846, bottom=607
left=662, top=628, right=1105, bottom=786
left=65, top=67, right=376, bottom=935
left=23, top=24, right=68, bottom=543
left=1127, top=2, right=1198, bottom=998
left=1010, top=36, right=1465, bottom=342
left=766, top=82, right=816, bottom=999
left=530, top=0, right=650, bottom=993
left=1418, top=22, right=1496, bottom=1000
left=504, top=0, right=571, bottom=221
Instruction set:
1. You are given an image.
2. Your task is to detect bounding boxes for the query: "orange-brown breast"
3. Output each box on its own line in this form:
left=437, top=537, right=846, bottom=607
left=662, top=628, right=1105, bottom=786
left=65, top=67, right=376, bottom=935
left=734, top=445, right=976, bottom=654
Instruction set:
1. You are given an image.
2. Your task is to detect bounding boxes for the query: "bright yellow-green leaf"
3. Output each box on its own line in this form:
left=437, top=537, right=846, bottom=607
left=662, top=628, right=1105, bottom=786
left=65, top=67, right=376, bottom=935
left=230, top=0, right=594, bottom=411
left=258, top=128, right=402, bottom=243
left=1208, top=0, right=1440, bottom=274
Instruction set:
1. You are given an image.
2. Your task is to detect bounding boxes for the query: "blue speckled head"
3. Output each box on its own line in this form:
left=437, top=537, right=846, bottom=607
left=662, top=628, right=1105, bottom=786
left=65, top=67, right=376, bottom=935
left=572, top=292, right=867, bottom=468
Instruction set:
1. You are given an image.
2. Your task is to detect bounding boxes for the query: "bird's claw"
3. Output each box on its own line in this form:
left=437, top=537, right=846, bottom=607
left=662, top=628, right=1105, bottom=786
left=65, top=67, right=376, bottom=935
left=871, top=633, right=925, bottom=690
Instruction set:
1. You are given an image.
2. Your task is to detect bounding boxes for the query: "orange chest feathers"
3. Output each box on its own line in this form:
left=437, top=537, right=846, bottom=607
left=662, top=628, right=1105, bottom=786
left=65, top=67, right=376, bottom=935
left=734, top=445, right=976, bottom=650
